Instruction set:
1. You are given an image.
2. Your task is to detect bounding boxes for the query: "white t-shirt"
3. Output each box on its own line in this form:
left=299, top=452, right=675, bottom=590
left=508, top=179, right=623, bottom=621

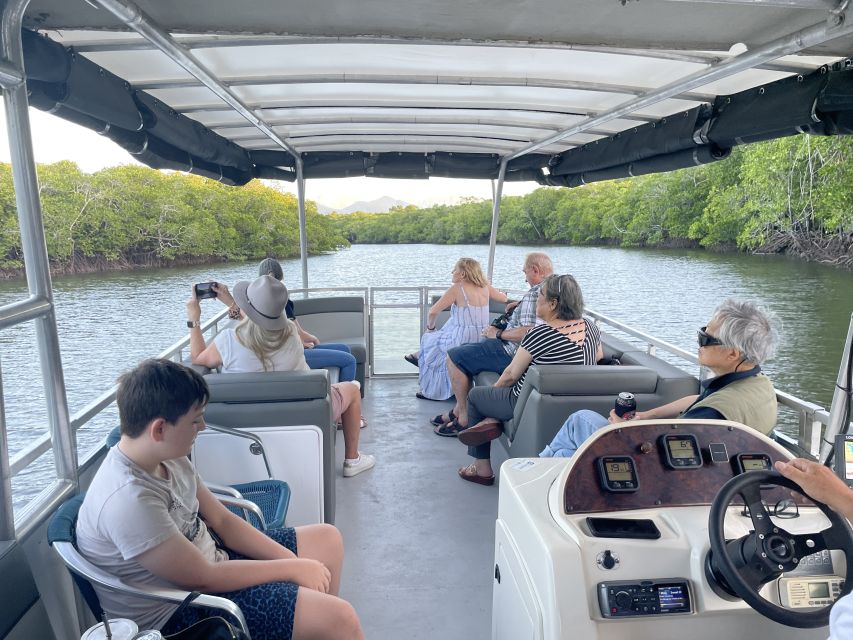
left=77, top=447, right=228, bottom=630
left=830, top=591, right=853, bottom=639
left=214, top=324, right=309, bottom=373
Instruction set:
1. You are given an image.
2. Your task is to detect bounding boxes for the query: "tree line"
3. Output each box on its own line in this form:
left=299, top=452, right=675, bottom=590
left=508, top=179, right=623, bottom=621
left=0, top=161, right=348, bottom=276
left=330, top=135, right=853, bottom=269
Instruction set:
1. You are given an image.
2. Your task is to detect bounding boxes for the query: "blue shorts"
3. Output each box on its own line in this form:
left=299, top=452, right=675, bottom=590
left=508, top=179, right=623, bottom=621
left=447, top=339, right=512, bottom=378
left=161, top=527, right=299, bottom=640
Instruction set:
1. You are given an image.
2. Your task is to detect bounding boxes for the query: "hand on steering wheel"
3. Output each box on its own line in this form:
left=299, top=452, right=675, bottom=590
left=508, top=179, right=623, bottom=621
left=708, top=470, right=853, bottom=628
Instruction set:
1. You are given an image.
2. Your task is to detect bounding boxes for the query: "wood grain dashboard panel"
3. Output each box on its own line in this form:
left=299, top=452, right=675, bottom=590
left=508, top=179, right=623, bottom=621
left=564, top=422, right=811, bottom=514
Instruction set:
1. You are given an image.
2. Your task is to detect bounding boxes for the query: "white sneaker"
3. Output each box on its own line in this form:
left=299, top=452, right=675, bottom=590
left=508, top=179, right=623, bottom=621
left=343, top=452, right=375, bottom=477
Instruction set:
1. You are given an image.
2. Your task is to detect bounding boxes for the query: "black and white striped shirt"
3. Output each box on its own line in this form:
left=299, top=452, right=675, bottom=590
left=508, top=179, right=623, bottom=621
left=512, top=318, right=601, bottom=397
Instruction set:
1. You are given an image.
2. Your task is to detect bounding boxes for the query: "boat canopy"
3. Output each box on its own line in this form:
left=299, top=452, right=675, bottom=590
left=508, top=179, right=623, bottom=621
left=16, top=0, right=853, bottom=186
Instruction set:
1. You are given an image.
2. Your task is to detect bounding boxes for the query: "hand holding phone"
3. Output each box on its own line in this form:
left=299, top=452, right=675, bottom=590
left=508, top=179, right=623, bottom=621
left=194, top=282, right=218, bottom=300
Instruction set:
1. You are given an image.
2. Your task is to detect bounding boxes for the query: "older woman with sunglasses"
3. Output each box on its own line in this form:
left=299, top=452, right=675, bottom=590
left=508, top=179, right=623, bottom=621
left=455, top=274, right=602, bottom=485
left=540, top=298, right=780, bottom=459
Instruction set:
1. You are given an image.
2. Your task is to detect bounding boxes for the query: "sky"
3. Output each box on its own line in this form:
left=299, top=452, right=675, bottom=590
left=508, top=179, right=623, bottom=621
left=0, top=104, right=539, bottom=209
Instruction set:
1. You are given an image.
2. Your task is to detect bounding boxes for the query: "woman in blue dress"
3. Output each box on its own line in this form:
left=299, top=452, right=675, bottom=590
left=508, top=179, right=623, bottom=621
left=408, top=258, right=507, bottom=400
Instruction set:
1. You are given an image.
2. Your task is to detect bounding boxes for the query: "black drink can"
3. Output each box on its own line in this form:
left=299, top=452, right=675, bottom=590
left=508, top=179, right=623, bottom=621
left=614, top=392, right=637, bottom=419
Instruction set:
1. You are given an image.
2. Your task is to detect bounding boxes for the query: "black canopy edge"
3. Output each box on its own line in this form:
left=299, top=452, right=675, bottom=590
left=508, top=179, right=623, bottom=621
left=19, top=29, right=853, bottom=187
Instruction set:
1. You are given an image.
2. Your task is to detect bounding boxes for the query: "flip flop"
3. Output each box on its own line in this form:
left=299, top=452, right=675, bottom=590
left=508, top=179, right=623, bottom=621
left=458, top=463, right=495, bottom=486
left=434, top=419, right=467, bottom=437
left=404, top=353, right=419, bottom=367
left=430, top=409, right=456, bottom=426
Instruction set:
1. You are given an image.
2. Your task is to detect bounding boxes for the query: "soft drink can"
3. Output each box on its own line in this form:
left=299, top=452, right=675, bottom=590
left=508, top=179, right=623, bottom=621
left=614, top=392, right=637, bottom=419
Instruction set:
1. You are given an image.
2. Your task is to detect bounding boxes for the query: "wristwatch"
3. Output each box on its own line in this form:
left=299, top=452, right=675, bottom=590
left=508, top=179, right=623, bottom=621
left=186, top=320, right=201, bottom=329
left=496, top=329, right=504, bottom=341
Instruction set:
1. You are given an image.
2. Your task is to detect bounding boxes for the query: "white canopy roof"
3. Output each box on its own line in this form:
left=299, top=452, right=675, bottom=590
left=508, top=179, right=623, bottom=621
left=21, top=0, right=852, bottom=163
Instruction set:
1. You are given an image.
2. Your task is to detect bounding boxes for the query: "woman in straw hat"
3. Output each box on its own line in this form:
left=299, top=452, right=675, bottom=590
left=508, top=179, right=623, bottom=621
left=188, top=275, right=375, bottom=477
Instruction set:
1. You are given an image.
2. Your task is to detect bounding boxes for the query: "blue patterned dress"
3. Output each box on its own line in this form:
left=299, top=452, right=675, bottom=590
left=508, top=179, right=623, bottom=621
left=418, top=286, right=490, bottom=400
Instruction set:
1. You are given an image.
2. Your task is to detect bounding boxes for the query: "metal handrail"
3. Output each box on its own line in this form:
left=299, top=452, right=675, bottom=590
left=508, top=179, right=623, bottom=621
left=8, top=286, right=835, bottom=483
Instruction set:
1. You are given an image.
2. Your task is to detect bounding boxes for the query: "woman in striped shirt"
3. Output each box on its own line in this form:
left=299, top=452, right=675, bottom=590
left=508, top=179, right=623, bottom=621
left=456, top=274, right=602, bottom=485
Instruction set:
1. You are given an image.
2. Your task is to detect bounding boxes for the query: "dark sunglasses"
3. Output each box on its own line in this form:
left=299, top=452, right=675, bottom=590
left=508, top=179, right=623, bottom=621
left=697, top=326, right=723, bottom=348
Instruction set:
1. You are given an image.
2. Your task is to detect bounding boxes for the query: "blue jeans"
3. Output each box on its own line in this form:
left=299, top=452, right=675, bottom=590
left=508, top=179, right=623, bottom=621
left=447, top=338, right=512, bottom=378
left=304, top=343, right=356, bottom=382
left=540, top=410, right=609, bottom=458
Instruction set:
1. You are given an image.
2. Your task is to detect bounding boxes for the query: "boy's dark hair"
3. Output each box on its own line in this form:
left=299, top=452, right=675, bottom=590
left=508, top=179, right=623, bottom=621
left=117, top=359, right=209, bottom=438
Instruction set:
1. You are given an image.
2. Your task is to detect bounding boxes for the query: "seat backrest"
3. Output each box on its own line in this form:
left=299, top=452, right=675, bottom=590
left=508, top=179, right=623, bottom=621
left=204, top=370, right=333, bottom=429
left=46, top=495, right=104, bottom=620
left=0, top=540, right=56, bottom=640
left=291, top=297, right=365, bottom=341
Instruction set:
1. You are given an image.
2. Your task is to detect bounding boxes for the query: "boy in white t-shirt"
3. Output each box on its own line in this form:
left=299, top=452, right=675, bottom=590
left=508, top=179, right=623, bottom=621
left=76, top=358, right=363, bottom=639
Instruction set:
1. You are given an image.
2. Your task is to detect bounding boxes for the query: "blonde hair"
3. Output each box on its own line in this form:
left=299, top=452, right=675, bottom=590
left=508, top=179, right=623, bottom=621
left=455, top=257, right=488, bottom=288
left=234, top=316, right=295, bottom=371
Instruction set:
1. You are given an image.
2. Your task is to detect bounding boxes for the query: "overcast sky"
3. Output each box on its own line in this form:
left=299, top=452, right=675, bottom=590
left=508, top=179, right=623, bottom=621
left=0, top=105, right=538, bottom=209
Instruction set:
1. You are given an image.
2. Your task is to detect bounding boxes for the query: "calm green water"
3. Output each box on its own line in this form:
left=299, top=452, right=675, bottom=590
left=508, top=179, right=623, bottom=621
left=2, top=244, right=852, bottom=512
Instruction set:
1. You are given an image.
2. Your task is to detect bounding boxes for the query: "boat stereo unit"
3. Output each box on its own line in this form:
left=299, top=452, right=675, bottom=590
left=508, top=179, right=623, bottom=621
left=834, top=434, right=853, bottom=487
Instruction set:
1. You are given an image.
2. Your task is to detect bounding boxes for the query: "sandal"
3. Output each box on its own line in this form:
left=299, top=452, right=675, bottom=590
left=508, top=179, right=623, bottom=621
left=430, top=409, right=456, bottom=426
left=458, top=463, right=495, bottom=486
left=433, top=419, right=467, bottom=437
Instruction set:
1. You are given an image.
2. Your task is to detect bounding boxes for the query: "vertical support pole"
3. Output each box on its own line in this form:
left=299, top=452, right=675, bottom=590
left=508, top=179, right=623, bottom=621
left=819, top=312, right=853, bottom=463
left=296, top=156, right=309, bottom=290
left=1, top=0, right=77, bottom=488
left=487, top=159, right=507, bottom=282
left=0, top=360, right=15, bottom=540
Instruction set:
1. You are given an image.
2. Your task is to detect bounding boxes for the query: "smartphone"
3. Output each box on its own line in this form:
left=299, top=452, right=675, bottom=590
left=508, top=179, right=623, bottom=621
left=194, top=282, right=217, bottom=300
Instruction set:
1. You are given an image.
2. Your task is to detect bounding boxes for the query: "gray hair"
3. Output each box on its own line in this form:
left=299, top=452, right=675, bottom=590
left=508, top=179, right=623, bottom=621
left=540, top=274, right=584, bottom=320
left=524, top=252, right=553, bottom=275
left=258, top=257, right=284, bottom=281
left=711, top=299, right=780, bottom=365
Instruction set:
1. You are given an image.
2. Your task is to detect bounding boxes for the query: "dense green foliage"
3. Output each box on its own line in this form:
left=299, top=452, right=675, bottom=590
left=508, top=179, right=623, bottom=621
left=332, top=136, right=853, bottom=263
left=0, top=162, right=348, bottom=272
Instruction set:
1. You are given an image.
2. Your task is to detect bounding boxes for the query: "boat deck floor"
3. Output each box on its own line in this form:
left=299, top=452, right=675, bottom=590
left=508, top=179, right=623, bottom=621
left=334, top=375, right=509, bottom=639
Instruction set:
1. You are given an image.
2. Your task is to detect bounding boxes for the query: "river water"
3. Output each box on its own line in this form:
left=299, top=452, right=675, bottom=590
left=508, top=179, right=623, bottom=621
left=2, top=243, right=852, bottom=515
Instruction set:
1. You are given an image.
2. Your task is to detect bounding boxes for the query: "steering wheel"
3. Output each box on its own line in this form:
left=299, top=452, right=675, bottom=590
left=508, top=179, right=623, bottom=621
left=708, top=470, right=853, bottom=628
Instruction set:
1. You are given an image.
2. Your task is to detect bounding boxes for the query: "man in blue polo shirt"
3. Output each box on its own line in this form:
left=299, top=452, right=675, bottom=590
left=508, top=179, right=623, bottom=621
left=541, top=299, right=779, bottom=457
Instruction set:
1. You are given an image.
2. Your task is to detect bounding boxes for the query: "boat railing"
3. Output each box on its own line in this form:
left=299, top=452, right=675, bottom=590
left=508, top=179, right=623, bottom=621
left=6, top=286, right=832, bottom=534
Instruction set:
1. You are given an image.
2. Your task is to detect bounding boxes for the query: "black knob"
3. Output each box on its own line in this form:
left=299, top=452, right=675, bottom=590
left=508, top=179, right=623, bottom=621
left=602, top=550, right=616, bottom=569
left=615, top=591, right=632, bottom=609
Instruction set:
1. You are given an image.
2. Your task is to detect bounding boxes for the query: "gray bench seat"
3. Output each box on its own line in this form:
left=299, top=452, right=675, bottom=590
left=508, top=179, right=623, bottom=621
left=292, top=296, right=367, bottom=392
left=472, top=332, right=700, bottom=458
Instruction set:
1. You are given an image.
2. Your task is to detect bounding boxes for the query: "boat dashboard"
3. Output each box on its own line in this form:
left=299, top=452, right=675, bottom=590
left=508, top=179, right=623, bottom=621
left=493, top=419, right=847, bottom=640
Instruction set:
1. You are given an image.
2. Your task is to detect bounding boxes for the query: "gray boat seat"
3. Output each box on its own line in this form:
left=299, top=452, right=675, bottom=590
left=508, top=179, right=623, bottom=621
left=0, top=541, right=55, bottom=640
left=291, top=296, right=367, bottom=392
left=202, top=370, right=337, bottom=524
left=472, top=333, right=700, bottom=458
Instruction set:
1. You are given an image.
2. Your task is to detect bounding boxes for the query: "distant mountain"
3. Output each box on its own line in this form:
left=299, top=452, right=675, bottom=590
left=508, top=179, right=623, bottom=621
left=317, top=196, right=410, bottom=215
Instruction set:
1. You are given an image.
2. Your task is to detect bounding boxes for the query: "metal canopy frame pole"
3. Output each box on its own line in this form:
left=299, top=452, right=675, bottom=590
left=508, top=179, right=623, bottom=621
left=90, top=0, right=300, bottom=162
left=505, top=5, right=853, bottom=161
left=486, top=159, right=507, bottom=281
left=90, top=0, right=314, bottom=286
left=819, top=312, right=853, bottom=463
left=1, top=0, right=77, bottom=495
left=296, top=157, right=309, bottom=290
left=0, top=362, right=15, bottom=540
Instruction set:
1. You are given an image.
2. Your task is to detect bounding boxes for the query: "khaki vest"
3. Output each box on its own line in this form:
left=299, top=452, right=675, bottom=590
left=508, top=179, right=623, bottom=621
left=686, top=373, right=777, bottom=434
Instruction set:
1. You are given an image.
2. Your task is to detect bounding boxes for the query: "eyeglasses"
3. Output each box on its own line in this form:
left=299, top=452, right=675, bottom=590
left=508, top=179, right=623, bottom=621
left=741, top=498, right=800, bottom=520
left=697, top=326, right=723, bottom=348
